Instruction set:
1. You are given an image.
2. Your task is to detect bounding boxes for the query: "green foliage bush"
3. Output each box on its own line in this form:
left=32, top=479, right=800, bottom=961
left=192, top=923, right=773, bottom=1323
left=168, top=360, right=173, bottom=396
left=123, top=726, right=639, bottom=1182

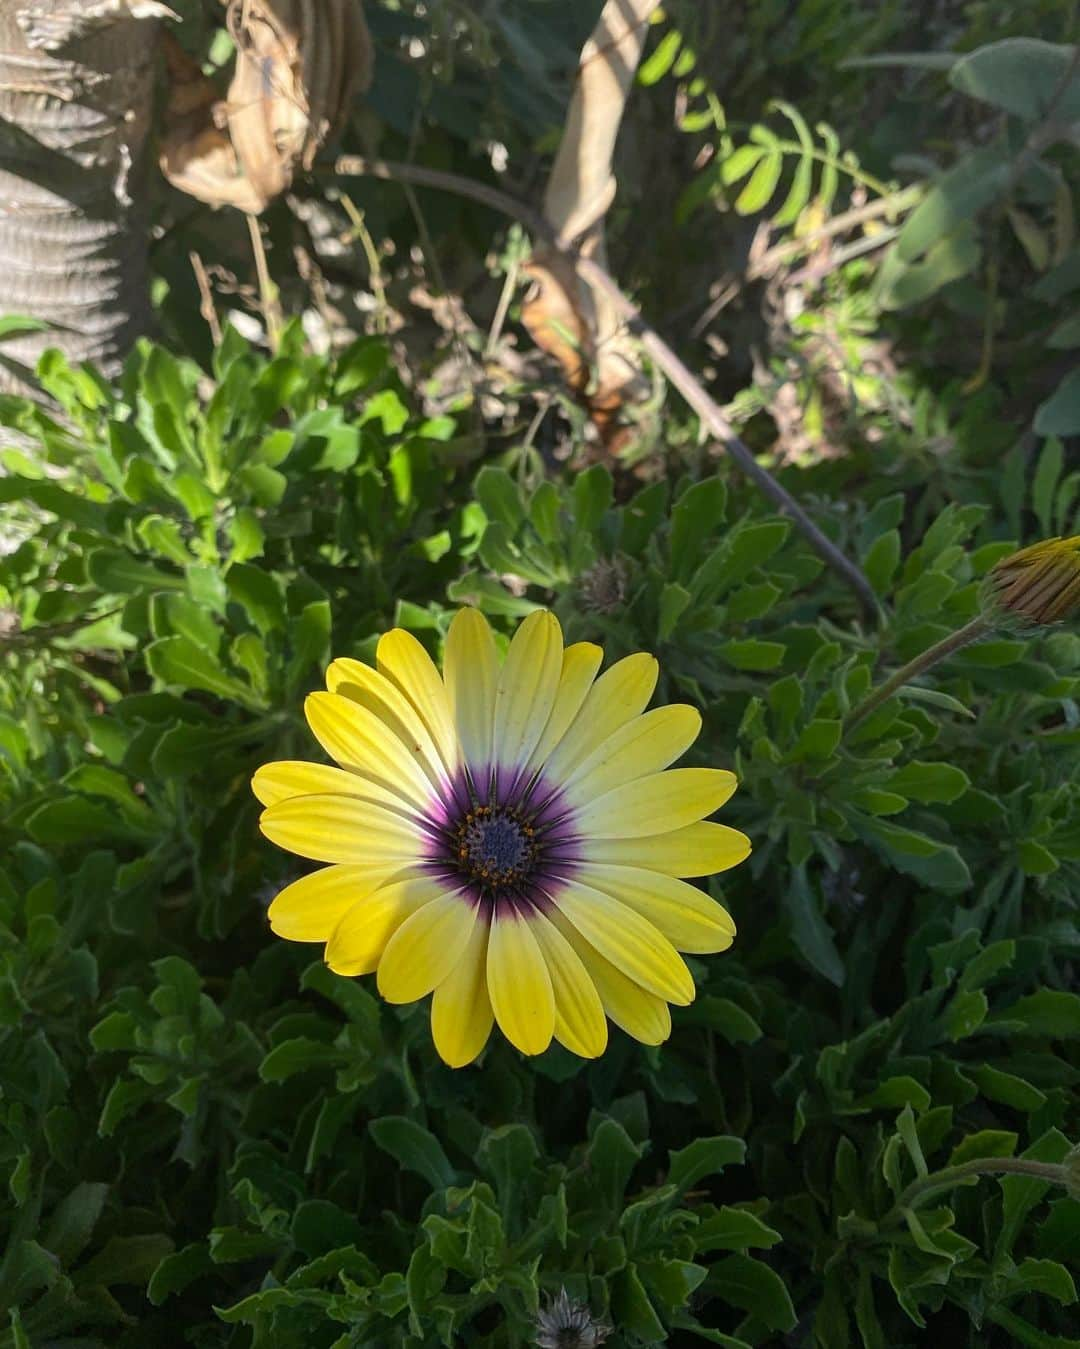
left=1, top=318, right=1079, bottom=1346
left=2, top=2, right=1080, bottom=1346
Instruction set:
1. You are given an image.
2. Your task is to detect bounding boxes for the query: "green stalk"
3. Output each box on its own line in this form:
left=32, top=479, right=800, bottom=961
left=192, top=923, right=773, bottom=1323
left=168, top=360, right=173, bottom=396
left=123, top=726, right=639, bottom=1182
left=844, top=616, right=990, bottom=734
left=882, top=1156, right=1066, bottom=1230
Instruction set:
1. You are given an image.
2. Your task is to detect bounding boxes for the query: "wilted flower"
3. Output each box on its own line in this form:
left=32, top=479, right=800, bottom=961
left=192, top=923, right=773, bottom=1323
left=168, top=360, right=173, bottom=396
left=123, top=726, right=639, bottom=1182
left=253, top=607, right=749, bottom=1067
left=984, top=535, right=1080, bottom=628
left=535, top=1288, right=611, bottom=1348
left=577, top=555, right=630, bottom=614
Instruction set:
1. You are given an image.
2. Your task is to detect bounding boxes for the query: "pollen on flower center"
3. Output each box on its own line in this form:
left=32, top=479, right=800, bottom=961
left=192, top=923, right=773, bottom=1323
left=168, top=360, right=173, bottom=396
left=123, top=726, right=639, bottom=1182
left=453, top=805, right=538, bottom=888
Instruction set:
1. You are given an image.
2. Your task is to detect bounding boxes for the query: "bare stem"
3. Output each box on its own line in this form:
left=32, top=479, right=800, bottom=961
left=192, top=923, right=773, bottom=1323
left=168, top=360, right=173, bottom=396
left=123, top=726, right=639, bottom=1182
left=330, top=155, right=879, bottom=619
left=246, top=213, right=284, bottom=354
left=338, top=194, right=390, bottom=335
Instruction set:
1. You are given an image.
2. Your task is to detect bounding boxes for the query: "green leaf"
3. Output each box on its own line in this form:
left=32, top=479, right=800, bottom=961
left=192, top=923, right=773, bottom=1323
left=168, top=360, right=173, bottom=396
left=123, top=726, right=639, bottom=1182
left=992, top=990, right=1080, bottom=1038
left=659, top=582, right=692, bottom=640
left=572, top=464, right=613, bottom=534
left=638, top=28, right=682, bottom=86
left=886, top=761, right=969, bottom=804
left=896, top=149, right=1009, bottom=263
left=667, top=1136, right=745, bottom=1194
left=708, top=1254, right=797, bottom=1332
left=987, top=1306, right=1080, bottom=1347
left=949, top=39, right=1080, bottom=124
left=863, top=529, right=901, bottom=595
left=1002, top=1258, right=1077, bottom=1305
left=27, top=798, right=149, bottom=846
left=258, top=1037, right=342, bottom=1083
left=87, top=549, right=186, bottom=596
left=878, top=226, right=982, bottom=309
left=720, top=639, right=786, bottom=671
left=789, top=718, right=841, bottom=762
left=695, top=1207, right=783, bottom=1253
left=735, top=150, right=783, bottom=215
left=948, top=1130, right=1017, bottom=1166
left=1035, top=371, right=1080, bottom=437
left=474, top=467, right=526, bottom=531
left=670, top=477, right=727, bottom=581
left=997, top=1129, right=1072, bottom=1260
left=588, top=1119, right=646, bottom=1210
left=148, top=1242, right=214, bottom=1305
left=969, top=1065, right=1046, bottom=1112
left=146, top=636, right=262, bottom=708
left=614, top=1263, right=666, bottom=1341
left=0, top=314, right=47, bottom=340
left=683, top=996, right=763, bottom=1044
left=76, top=1233, right=174, bottom=1288
left=226, top=564, right=286, bottom=634
left=720, top=144, right=767, bottom=187
left=785, top=865, right=844, bottom=986
left=370, top=1116, right=458, bottom=1192
left=42, top=1182, right=108, bottom=1266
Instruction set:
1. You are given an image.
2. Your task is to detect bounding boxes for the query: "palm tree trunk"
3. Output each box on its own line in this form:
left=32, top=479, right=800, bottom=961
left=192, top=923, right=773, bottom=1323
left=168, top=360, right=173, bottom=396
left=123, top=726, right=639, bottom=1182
left=0, top=2, right=164, bottom=393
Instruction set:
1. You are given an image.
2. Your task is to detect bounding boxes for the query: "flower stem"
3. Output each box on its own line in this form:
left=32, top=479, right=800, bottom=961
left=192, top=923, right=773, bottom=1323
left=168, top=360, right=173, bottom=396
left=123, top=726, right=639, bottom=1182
left=883, top=1157, right=1066, bottom=1228
left=844, top=616, right=990, bottom=734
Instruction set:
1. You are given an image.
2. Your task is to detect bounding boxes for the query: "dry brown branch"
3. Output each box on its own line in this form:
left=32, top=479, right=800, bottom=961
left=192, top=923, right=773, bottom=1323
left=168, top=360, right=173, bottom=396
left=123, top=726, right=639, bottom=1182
left=522, top=0, right=660, bottom=452
left=160, top=0, right=372, bottom=213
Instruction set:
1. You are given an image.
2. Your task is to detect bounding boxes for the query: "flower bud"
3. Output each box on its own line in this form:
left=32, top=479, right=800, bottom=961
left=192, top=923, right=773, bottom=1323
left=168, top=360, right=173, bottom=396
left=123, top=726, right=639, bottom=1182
left=982, top=535, right=1080, bottom=628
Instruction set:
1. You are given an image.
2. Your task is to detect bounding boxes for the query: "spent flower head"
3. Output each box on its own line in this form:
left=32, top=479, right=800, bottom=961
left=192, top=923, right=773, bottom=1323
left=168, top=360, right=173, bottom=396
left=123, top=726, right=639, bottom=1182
left=983, top=535, right=1080, bottom=629
left=253, top=607, right=749, bottom=1067
left=535, top=1288, right=611, bottom=1348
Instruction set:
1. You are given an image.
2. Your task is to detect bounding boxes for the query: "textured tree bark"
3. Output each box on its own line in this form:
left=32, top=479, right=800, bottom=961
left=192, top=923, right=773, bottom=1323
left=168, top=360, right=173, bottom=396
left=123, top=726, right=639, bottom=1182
left=0, top=2, right=166, bottom=393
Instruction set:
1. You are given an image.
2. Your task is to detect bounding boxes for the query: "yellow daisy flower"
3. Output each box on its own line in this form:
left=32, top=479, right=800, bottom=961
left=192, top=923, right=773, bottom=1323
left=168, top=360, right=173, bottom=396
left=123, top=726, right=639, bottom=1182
left=253, top=609, right=750, bottom=1067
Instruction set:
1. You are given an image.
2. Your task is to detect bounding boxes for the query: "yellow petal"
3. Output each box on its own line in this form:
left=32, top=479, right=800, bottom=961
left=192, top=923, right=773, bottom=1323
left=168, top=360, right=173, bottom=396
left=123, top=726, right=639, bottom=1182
left=579, top=768, right=738, bottom=838
left=486, top=909, right=555, bottom=1055
left=443, top=607, right=499, bottom=774
left=267, top=862, right=406, bottom=941
left=551, top=879, right=695, bottom=1004
left=325, top=872, right=443, bottom=975
left=547, top=906, right=671, bottom=1046
left=251, top=760, right=405, bottom=812
left=492, top=610, right=563, bottom=771
left=377, top=629, right=460, bottom=774
left=305, top=692, right=435, bottom=810
left=585, top=821, right=752, bottom=877
left=565, top=705, right=701, bottom=803
left=377, top=890, right=477, bottom=1003
left=431, top=918, right=494, bottom=1068
left=327, top=657, right=451, bottom=785
left=577, top=863, right=735, bottom=954
left=542, top=652, right=658, bottom=782
left=530, top=910, right=607, bottom=1057
left=526, top=642, right=603, bottom=773
left=259, top=793, right=422, bottom=865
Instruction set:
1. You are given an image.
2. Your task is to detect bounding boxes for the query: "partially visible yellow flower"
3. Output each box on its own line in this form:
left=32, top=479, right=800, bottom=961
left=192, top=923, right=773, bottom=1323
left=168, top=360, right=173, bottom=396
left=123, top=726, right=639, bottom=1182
left=985, top=535, right=1080, bottom=628
left=253, top=608, right=749, bottom=1068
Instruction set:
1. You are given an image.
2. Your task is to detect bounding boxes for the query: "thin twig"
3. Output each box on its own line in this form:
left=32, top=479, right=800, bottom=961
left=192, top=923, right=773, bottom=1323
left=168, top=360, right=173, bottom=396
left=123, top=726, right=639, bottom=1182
left=245, top=213, right=284, bottom=353
left=338, top=193, right=390, bottom=334
left=787, top=226, right=902, bottom=289
left=749, top=183, right=924, bottom=278
left=331, top=154, right=880, bottom=619
left=486, top=254, right=520, bottom=357
left=189, top=251, right=223, bottom=347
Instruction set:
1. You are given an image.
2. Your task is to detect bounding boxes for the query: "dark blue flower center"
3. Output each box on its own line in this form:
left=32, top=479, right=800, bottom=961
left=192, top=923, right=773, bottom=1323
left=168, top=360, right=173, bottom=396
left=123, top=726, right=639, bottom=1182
left=453, top=805, right=537, bottom=889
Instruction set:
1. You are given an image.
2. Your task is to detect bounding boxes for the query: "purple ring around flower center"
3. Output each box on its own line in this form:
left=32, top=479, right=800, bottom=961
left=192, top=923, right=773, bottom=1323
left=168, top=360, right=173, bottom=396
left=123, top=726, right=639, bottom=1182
left=422, top=764, right=581, bottom=916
